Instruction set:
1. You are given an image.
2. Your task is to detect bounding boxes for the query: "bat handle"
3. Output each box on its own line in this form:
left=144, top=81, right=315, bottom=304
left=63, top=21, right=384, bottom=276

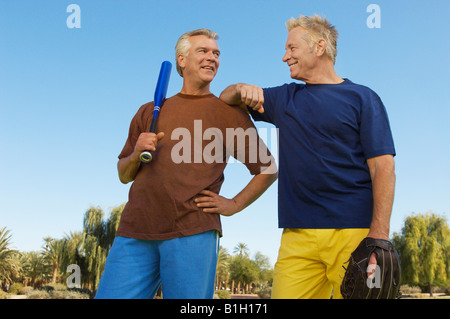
left=139, top=151, right=152, bottom=163
left=139, top=107, right=160, bottom=163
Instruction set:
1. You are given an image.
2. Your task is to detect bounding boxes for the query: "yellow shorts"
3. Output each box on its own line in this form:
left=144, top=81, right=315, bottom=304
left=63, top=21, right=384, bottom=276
left=271, top=228, right=369, bottom=299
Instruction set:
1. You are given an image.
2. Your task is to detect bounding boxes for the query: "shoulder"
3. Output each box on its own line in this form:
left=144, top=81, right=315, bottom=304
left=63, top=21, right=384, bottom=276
left=129, top=101, right=154, bottom=128
left=264, top=82, right=306, bottom=96
left=209, top=94, right=250, bottom=115
left=341, top=79, right=381, bottom=99
left=207, top=94, right=254, bottom=127
left=263, top=83, right=306, bottom=108
left=135, top=101, right=155, bottom=117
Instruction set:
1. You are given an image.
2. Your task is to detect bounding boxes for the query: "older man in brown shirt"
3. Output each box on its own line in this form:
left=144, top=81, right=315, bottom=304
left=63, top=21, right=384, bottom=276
left=95, top=29, right=277, bottom=299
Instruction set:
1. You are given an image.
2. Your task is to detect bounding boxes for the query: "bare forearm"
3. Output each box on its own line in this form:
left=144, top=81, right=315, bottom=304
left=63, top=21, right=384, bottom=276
left=118, top=132, right=165, bottom=184
left=195, top=163, right=277, bottom=216
left=220, top=83, right=265, bottom=113
left=233, top=164, right=278, bottom=212
left=219, top=84, right=243, bottom=105
left=117, top=152, right=141, bottom=184
left=367, top=156, right=396, bottom=239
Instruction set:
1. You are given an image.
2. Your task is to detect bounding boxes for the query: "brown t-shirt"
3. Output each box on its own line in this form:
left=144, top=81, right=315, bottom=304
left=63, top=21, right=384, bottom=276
left=116, top=93, right=273, bottom=240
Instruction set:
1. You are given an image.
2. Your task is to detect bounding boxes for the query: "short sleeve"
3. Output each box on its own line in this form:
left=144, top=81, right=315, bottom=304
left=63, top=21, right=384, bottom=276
left=247, top=85, right=291, bottom=124
left=359, top=91, right=396, bottom=159
left=118, top=103, right=153, bottom=159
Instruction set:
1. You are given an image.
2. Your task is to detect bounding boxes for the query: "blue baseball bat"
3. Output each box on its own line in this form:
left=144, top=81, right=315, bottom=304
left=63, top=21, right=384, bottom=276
left=139, top=61, right=172, bottom=163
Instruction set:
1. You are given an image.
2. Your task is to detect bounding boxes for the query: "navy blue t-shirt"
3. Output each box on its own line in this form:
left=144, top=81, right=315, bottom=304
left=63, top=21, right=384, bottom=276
left=249, top=79, right=396, bottom=229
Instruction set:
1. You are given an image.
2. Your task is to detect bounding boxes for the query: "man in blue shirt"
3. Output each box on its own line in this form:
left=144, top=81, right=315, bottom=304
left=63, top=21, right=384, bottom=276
left=218, top=14, right=396, bottom=298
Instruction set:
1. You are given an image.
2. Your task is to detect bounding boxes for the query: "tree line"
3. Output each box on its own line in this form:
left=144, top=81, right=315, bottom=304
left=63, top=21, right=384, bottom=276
left=1, top=208, right=449, bottom=297
left=0, top=204, right=124, bottom=292
left=0, top=204, right=273, bottom=296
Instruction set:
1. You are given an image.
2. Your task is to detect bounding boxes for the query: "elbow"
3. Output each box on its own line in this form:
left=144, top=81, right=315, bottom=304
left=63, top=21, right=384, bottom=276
left=119, top=176, right=131, bottom=184
left=261, top=162, right=278, bottom=184
left=117, top=160, right=134, bottom=184
left=269, top=170, right=278, bottom=184
left=118, top=171, right=130, bottom=184
left=272, top=172, right=279, bottom=185
left=118, top=170, right=135, bottom=184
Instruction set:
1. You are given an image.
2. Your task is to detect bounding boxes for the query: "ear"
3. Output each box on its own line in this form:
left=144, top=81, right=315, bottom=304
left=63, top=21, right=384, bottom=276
left=177, top=53, right=186, bottom=69
left=315, top=39, right=327, bottom=57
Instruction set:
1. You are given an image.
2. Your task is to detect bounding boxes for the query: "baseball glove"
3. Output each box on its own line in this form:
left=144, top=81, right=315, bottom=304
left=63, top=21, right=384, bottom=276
left=341, top=237, right=401, bottom=299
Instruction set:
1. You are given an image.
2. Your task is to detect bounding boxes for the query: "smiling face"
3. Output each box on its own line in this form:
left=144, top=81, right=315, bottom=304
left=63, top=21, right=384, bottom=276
left=282, top=27, right=318, bottom=81
left=178, top=35, right=220, bottom=91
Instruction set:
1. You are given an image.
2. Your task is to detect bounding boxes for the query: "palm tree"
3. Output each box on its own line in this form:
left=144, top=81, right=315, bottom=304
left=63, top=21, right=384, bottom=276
left=61, top=231, right=83, bottom=269
left=42, top=237, right=67, bottom=283
left=233, top=242, right=249, bottom=257
left=0, top=227, right=22, bottom=290
left=19, top=251, right=46, bottom=288
left=61, top=231, right=90, bottom=287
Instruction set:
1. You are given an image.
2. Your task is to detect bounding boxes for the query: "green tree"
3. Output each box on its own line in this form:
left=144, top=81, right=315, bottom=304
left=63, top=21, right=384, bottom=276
left=0, top=227, right=22, bottom=290
left=104, top=204, right=125, bottom=254
left=42, top=237, right=67, bottom=283
left=253, top=251, right=273, bottom=286
left=216, top=246, right=231, bottom=290
left=392, top=212, right=450, bottom=296
left=233, top=242, right=249, bottom=257
left=20, top=251, right=46, bottom=288
left=82, top=206, right=107, bottom=290
left=60, top=232, right=83, bottom=272
left=81, top=205, right=124, bottom=290
left=229, top=254, right=259, bottom=294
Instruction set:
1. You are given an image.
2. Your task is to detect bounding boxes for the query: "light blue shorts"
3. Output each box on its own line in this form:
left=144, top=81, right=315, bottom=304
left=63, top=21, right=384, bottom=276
left=95, top=230, right=219, bottom=299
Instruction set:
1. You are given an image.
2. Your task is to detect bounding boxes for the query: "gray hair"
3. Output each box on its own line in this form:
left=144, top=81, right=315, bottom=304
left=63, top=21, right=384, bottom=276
left=175, top=28, right=219, bottom=77
left=286, top=14, right=338, bottom=64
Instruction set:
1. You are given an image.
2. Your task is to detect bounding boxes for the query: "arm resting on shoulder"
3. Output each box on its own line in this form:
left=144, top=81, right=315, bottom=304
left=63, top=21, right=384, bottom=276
left=220, top=84, right=265, bottom=113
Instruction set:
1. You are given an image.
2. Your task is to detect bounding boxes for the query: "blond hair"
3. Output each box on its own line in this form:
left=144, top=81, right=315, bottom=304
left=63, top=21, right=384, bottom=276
left=286, top=14, right=338, bottom=64
left=175, top=28, right=219, bottom=77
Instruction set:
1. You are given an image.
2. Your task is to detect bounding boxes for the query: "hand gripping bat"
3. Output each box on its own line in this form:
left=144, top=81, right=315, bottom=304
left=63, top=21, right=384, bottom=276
left=139, top=61, right=172, bottom=163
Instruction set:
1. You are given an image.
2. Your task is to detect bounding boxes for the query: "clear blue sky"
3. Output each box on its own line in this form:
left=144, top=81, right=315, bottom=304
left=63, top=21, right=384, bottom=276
left=1, top=0, right=449, bottom=266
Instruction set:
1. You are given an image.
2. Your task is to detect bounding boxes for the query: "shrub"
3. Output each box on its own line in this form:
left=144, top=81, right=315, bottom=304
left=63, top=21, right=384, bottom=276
left=50, top=290, right=90, bottom=299
left=51, top=290, right=67, bottom=299
left=63, top=291, right=90, bottom=299
left=256, top=287, right=271, bottom=299
left=19, top=286, right=34, bottom=295
left=40, top=283, right=67, bottom=292
left=25, top=287, right=91, bottom=299
left=68, top=287, right=93, bottom=299
left=399, top=285, right=421, bottom=295
left=8, top=283, right=24, bottom=295
left=47, top=283, right=67, bottom=291
left=0, top=290, right=7, bottom=299
left=215, top=290, right=231, bottom=299
left=27, top=290, right=50, bottom=299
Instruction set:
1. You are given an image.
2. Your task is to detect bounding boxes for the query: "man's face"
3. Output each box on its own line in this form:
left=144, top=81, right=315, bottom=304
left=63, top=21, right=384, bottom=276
left=179, top=35, right=220, bottom=85
left=282, top=27, right=317, bottom=81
